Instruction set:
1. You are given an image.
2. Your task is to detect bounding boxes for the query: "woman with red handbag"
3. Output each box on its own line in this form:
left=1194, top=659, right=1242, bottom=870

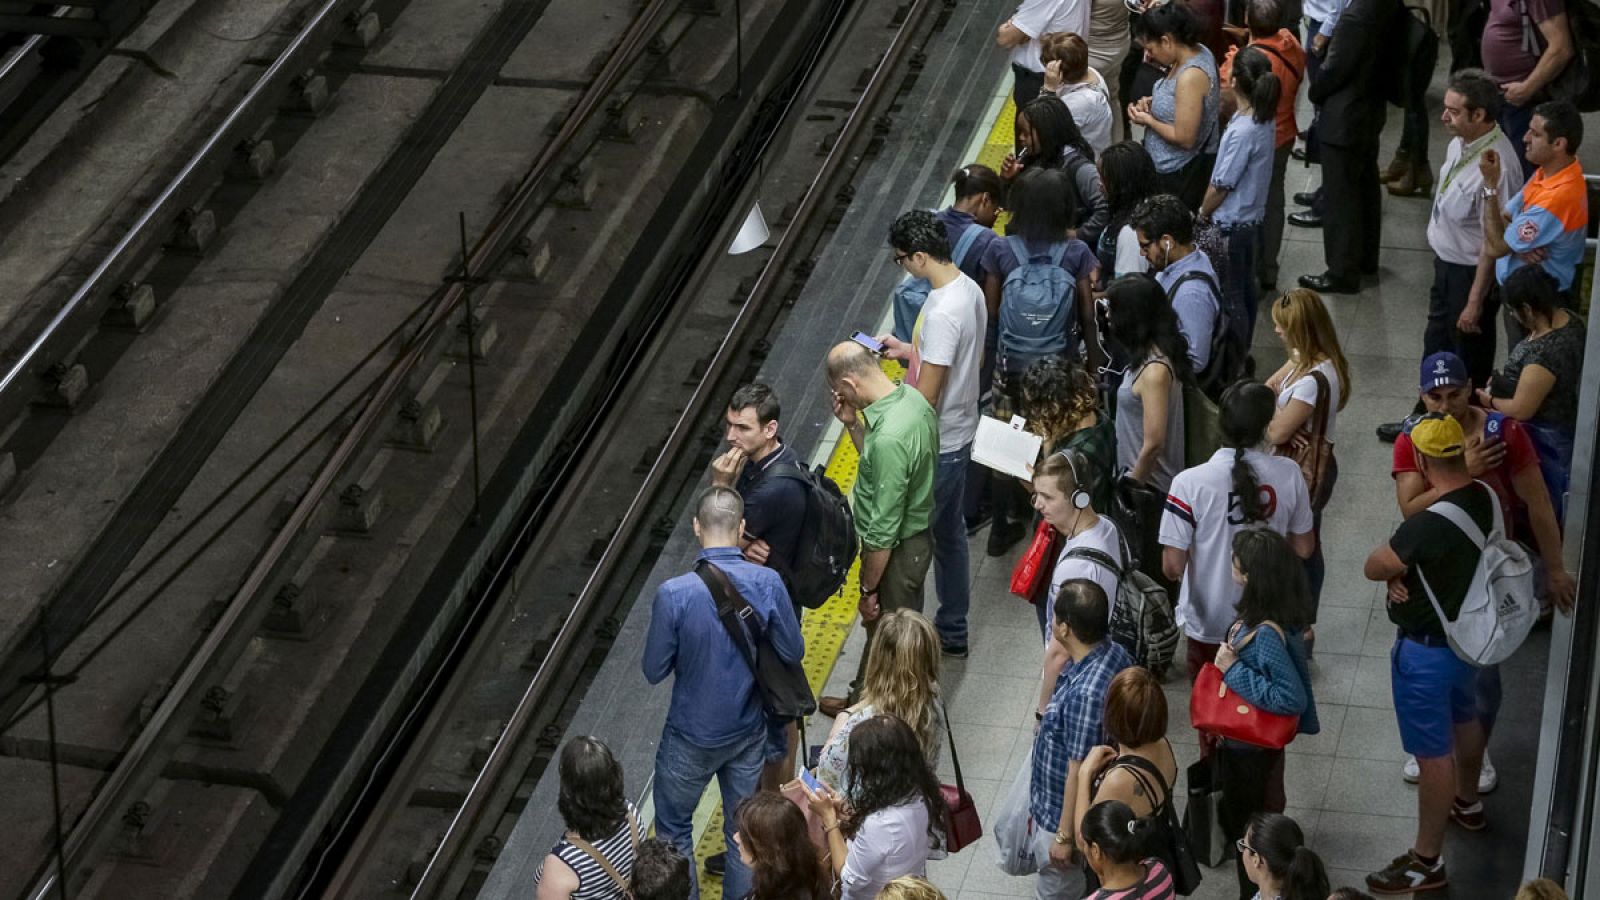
left=1203, top=529, right=1319, bottom=900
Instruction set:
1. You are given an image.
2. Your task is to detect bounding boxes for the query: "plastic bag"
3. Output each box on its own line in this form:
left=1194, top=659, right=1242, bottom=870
left=994, top=750, right=1047, bottom=876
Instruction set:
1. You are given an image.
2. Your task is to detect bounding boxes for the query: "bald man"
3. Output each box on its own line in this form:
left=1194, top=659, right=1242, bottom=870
left=818, top=342, right=939, bottom=717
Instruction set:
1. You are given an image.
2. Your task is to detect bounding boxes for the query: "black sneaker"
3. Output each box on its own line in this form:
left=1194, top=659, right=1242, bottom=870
left=986, top=521, right=1026, bottom=557
left=942, top=641, right=969, bottom=659
left=704, top=851, right=726, bottom=877
left=1376, top=420, right=1405, bottom=443
left=1367, top=851, right=1447, bottom=894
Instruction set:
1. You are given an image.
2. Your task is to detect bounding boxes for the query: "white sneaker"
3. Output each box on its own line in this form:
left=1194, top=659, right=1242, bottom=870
left=1400, top=752, right=1498, bottom=792
left=1402, top=754, right=1419, bottom=784
left=1479, top=753, right=1498, bottom=794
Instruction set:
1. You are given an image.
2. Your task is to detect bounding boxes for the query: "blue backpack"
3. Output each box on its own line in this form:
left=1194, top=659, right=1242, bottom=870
left=890, top=224, right=986, bottom=342
left=997, top=236, right=1075, bottom=376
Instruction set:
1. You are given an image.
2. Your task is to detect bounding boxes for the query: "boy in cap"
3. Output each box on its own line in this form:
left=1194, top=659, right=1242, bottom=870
left=1363, top=413, right=1491, bottom=895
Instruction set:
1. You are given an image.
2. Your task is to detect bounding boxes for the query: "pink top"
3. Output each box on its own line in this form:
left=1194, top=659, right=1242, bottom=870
left=1087, top=858, right=1176, bottom=900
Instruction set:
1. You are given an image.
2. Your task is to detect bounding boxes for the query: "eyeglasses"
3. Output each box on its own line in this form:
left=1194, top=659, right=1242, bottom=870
left=1235, top=839, right=1258, bottom=856
left=893, top=252, right=911, bottom=267
left=1137, top=238, right=1158, bottom=251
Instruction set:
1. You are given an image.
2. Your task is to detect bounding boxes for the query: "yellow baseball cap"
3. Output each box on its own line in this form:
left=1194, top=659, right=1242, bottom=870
left=1410, top=413, right=1465, bottom=458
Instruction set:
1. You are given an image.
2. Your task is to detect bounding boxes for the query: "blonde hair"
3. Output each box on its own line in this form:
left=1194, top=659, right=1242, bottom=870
left=1270, top=288, right=1352, bottom=411
left=859, top=610, right=942, bottom=761
left=875, top=875, right=948, bottom=900
left=1516, top=879, right=1569, bottom=900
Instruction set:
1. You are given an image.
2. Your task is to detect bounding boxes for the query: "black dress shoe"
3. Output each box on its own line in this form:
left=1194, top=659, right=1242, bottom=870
left=1298, top=272, right=1360, bottom=294
left=705, top=851, right=727, bottom=876
left=1293, top=190, right=1319, bottom=207
left=1376, top=421, right=1405, bottom=443
left=1287, top=209, right=1323, bottom=228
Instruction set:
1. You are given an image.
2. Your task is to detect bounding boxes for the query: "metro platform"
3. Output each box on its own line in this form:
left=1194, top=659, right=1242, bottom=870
left=482, top=2, right=1599, bottom=895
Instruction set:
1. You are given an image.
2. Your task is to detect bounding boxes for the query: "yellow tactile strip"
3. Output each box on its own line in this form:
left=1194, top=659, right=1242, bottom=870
left=685, top=98, right=1020, bottom=895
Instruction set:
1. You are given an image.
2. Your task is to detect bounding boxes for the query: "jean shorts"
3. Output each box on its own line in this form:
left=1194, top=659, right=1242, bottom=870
left=1390, top=634, right=1478, bottom=758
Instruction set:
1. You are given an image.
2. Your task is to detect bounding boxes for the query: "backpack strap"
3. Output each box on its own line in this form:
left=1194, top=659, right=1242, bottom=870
left=1006, top=234, right=1029, bottom=267
left=1048, top=240, right=1070, bottom=268
left=952, top=223, right=985, bottom=271
left=1253, top=42, right=1302, bottom=81
left=1167, top=269, right=1222, bottom=305
left=1063, top=545, right=1121, bottom=576
left=566, top=810, right=639, bottom=896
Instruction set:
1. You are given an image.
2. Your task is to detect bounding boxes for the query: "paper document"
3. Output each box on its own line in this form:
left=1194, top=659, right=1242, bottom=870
left=972, top=415, right=1043, bottom=480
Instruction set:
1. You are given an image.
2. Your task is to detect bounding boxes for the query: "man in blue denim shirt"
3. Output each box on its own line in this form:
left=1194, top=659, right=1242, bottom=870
left=643, top=486, right=804, bottom=900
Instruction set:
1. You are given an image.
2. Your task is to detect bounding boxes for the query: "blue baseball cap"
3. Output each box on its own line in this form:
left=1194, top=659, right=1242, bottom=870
left=1420, top=352, right=1470, bottom=391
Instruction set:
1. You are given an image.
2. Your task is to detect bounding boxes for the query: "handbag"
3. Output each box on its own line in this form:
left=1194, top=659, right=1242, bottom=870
left=1277, top=370, right=1336, bottom=511
left=939, top=698, right=983, bottom=852
left=1112, top=755, right=1204, bottom=895
left=695, top=562, right=816, bottom=719
left=1180, top=756, right=1229, bottom=868
left=1189, top=623, right=1300, bottom=750
left=568, top=810, right=639, bottom=899
left=1009, top=519, right=1060, bottom=602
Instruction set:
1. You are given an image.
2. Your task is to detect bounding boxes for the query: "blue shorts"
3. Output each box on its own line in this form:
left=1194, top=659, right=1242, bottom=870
left=764, top=716, right=792, bottom=763
left=1391, top=635, right=1478, bottom=758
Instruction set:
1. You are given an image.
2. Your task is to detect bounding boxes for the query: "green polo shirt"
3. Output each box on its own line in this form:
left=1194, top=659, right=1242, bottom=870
left=854, top=384, right=939, bottom=551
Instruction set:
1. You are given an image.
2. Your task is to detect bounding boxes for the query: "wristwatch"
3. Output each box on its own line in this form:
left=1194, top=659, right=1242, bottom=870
left=1480, top=186, right=1499, bottom=200
left=1054, top=830, right=1072, bottom=845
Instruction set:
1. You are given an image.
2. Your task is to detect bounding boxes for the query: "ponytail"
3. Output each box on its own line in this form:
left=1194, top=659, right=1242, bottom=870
left=951, top=163, right=1004, bottom=204
left=1081, top=800, right=1158, bottom=863
left=1284, top=845, right=1332, bottom=900
left=1251, top=71, right=1281, bottom=124
left=1218, top=382, right=1276, bottom=524
left=1233, top=47, right=1282, bottom=125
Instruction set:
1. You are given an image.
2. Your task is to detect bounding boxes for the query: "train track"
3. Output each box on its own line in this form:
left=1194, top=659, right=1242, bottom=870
left=0, top=0, right=961, bottom=894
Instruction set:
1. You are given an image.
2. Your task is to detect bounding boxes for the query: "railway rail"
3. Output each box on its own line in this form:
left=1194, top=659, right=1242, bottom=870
left=0, top=0, right=956, bottom=894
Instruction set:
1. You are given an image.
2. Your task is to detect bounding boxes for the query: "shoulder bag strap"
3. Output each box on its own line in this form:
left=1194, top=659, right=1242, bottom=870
left=938, top=695, right=966, bottom=795
left=1110, top=756, right=1174, bottom=817
left=694, top=562, right=761, bottom=676
left=566, top=813, right=636, bottom=895
left=1307, top=370, right=1332, bottom=446
left=1253, top=42, right=1303, bottom=80
left=952, top=223, right=984, bottom=270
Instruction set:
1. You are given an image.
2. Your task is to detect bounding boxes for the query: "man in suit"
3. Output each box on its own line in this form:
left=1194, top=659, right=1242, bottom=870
left=1297, top=0, right=1400, bottom=294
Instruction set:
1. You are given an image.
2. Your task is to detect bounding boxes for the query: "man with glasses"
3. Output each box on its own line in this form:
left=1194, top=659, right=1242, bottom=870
left=1131, top=194, right=1222, bottom=376
left=874, top=209, right=986, bottom=659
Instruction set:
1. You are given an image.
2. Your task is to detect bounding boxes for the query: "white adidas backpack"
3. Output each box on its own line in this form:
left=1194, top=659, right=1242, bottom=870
left=1417, top=482, right=1539, bottom=667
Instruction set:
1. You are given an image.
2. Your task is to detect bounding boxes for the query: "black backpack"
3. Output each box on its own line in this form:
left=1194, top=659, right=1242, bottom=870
left=1385, top=5, right=1438, bottom=108
left=1533, top=0, right=1600, bottom=111
left=1165, top=269, right=1244, bottom=401
left=770, top=463, right=859, bottom=609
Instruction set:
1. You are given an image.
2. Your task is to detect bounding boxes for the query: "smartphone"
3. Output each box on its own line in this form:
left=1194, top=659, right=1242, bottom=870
left=850, top=330, right=884, bottom=354
left=798, top=767, right=824, bottom=792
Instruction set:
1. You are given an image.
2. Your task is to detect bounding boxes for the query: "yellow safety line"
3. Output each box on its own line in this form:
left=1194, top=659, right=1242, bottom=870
left=686, top=97, right=1020, bottom=895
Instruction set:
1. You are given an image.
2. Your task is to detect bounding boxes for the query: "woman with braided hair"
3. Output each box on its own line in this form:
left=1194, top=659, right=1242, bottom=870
left=1156, top=382, right=1315, bottom=681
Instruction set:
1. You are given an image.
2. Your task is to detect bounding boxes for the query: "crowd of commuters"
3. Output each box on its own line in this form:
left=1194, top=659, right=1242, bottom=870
left=527, top=0, right=1592, bottom=894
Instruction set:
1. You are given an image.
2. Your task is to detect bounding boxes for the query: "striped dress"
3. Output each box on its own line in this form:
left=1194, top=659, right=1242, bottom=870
left=535, top=803, right=644, bottom=900
left=1086, top=858, right=1176, bottom=900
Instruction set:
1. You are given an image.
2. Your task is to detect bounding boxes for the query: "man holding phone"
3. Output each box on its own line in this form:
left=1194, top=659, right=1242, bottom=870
left=819, top=340, right=938, bottom=718
left=874, top=210, right=986, bottom=660
left=1388, top=351, right=1575, bottom=791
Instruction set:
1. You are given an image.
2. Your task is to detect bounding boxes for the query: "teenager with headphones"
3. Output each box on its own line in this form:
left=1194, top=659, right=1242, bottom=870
left=1032, top=448, right=1126, bottom=718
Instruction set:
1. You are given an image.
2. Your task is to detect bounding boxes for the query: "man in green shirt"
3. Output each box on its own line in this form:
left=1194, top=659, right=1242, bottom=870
left=819, top=341, right=938, bottom=715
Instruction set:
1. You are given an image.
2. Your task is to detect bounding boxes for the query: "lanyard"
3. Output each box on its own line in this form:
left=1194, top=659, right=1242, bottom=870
left=1439, top=127, right=1502, bottom=197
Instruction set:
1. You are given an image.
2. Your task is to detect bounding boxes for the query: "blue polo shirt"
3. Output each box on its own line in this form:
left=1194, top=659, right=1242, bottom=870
left=642, top=547, right=804, bottom=747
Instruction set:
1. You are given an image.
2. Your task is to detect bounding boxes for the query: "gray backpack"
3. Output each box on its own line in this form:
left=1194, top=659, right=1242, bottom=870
left=997, top=236, right=1075, bottom=376
left=1064, top=525, right=1178, bottom=677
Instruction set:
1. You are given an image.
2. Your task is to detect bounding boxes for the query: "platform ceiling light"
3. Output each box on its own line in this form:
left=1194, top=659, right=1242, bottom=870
left=728, top=202, right=770, bottom=255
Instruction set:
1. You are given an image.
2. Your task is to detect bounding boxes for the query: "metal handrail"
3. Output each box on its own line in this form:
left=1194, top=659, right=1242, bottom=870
left=402, top=0, right=934, bottom=894
left=0, top=0, right=354, bottom=411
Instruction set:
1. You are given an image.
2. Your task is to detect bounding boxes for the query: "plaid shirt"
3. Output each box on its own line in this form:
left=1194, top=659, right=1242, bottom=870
left=1030, top=640, right=1135, bottom=828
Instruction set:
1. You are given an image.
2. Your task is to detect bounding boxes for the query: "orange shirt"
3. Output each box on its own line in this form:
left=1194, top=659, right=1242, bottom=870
left=1220, top=30, right=1306, bottom=148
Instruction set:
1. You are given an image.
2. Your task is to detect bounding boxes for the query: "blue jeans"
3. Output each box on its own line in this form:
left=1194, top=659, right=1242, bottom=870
left=652, top=725, right=765, bottom=900
left=1221, top=222, right=1260, bottom=347
left=932, top=444, right=973, bottom=646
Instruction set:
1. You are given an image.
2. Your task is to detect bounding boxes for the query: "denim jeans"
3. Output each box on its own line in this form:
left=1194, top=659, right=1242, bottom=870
left=652, top=724, right=765, bottom=900
left=933, top=444, right=973, bottom=647
left=1220, top=222, right=1260, bottom=346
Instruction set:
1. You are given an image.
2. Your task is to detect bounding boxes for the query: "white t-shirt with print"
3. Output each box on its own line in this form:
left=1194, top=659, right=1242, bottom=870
left=1046, top=515, right=1124, bottom=632
left=1277, top=358, right=1342, bottom=443
left=914, top=272, right=987, bottom=453
left=1157, top=449, right=1314, bottom=644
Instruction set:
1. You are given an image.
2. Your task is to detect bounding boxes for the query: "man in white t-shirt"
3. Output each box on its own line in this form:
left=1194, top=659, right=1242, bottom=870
left=996, top=0, right=1090, bottom=108
left=1156, top=384, right=1315, bottom=679
left=878, top=210, right=987, bottom=658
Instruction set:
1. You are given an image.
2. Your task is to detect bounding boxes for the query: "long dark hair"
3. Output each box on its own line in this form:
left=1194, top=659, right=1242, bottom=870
left=557, top=736, right=627, bottom=841
left=1008, top=168, right=1078, bottom=244
left=1247, top=813, right=1330, bottom=900
left=1231, top=46, right=1281, bottom=124
left=842, top=715, right=946, bottom=846
left=1020, top=95, right=1095, bottom=163
left=1218, top=381, right=1276, bottom=523
left=1232, top=528, right=1312, bottom=630
left=735, top=792, right=830, bottom=900
left=1503, top=264, right=1564, bottom=326
left=1134, top=0, right=1203, bottom=45
left=1099, top=141, right=1159, bottom=221
left=1104, top=274, right=1193, bottom=380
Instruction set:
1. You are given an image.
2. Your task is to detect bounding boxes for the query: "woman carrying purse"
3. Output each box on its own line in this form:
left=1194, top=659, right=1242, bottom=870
left=1211, top=529, right=1319, bottom=900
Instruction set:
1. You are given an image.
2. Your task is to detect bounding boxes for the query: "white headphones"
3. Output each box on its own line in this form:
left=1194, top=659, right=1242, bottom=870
left=1054, top=449, right=1091, bottom=510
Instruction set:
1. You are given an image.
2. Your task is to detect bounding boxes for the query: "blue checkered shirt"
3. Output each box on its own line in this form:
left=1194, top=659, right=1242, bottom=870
left=1029, top=640, right=1135, bottom=829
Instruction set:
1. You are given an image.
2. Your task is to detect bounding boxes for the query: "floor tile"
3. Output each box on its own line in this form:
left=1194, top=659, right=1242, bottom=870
left=1306, top=605, right=1370, bottom=657
left=1321, top=756, right=1418, bottom=815
left=1289, top=702, right=1346, bottom=757
left=1347, top=654, right=1396, bottom=710
left=1312, top=811, right=1419, bottom=872
left=1336, top=705, right=1408, bottom=762
left=1308, top=653, right=1359, bottom=706
left=944, top=672, right=1038, bottom=728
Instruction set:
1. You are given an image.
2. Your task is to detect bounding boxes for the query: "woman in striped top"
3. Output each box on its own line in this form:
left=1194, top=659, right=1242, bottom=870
left=535, top=737, right=646, bottom=900
left=1078, top=800, right=1175, bottom=899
